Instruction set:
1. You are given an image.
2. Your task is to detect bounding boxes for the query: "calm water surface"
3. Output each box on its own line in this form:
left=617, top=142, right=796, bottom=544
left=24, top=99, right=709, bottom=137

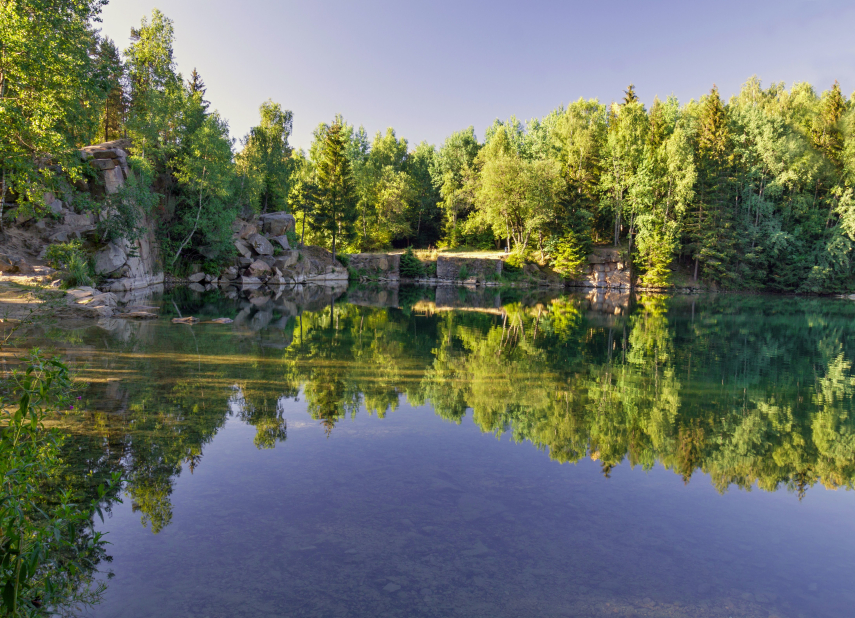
left=40, top=285, right=855, bottom=618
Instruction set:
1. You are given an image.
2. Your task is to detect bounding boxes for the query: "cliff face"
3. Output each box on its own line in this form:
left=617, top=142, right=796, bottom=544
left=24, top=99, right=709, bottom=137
left=0, top=139, right=164, bottom=290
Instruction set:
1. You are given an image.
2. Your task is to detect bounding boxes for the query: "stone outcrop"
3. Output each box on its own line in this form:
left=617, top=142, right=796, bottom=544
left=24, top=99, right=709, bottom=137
left=568, top=247, right=631, bottom=290
left=435, top=256, right=503, bottom=284
left=181, top=213, right=347, bottom=292
left=258, top=212, right=296, bottom=237
left=347, top=253, right=400, bottom=281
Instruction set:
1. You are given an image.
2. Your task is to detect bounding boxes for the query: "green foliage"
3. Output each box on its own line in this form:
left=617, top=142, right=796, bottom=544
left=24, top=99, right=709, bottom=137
left=336, top=253, right=350, bottom=268
left=502, top=253, right=525, bottom=271
left=0, top=0, right=111, bottom=221
left=0, top=351, right=120, bottom=616
left=44, top=241, right=94, bottom=289
left=235, top=100, right=293, bottom=214
left=547, top=233, right=588, bottom=279
left=399, top=247, right=425, bottom=278
left=457, top=264, right=470, bottom=280
left=314, top=122, right=358, bottom=260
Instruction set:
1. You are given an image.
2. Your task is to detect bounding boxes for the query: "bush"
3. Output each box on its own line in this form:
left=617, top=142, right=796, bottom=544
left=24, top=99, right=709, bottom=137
left=44, top=241, right=94, bottom=289
left=503, top=253, right=524, bottom=272
left=548, top=233, right=588, bottom=279
left=337, top=253, right=350, bottom=268
left=0, top=351, right=120, bottom=616
left=457, top=264, right=470, bottom=280
left=399, top=247, right=425, bottom=278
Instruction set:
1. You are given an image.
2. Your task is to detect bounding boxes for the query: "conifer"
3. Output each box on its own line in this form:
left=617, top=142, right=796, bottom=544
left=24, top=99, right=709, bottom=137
left=316, top=122, right=358, bottom=260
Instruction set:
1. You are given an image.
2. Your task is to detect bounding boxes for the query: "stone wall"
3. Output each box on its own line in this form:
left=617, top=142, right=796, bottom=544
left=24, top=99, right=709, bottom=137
left=348, top=253, right=400, bottom=281
left=569, top=247, right=631, bottom=290
left=435, top=256, right=502, bottom=284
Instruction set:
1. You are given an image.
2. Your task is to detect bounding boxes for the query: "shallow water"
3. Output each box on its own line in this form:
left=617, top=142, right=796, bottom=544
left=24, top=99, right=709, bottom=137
left=42, top=285, right=855, bottom=618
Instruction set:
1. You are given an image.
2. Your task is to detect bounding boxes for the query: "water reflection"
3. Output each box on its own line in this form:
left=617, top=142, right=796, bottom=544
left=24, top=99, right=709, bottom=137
left=29, top=285, right=855, bottom=617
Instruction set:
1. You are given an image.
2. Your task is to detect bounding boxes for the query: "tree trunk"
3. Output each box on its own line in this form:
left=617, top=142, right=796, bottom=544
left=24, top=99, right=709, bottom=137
left=301, top=210, right=306, bottom=245
left=172, top=168, right=206, bottom=265
left=693, top=256, right=699, bottom=281
left=0, top=169, right=6, bottom=233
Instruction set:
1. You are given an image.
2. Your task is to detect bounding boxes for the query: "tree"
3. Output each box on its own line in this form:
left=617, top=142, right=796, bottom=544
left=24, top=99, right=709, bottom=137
left=315, top=122, right=358, bottom=260
left=168, top=112, right=236, bottom=266
left=474, top=126, right=566, bottom=254
left=237, top=100, right=294, bottom=213
left=600, top=100, right=648, bottom=246
left=0, top=0, right=109, bottom=222
left=97, top=37, right=127, bottom=143
left=430, top=127, right=480, bottom=243
left=689, top=85, right=735, bottom=282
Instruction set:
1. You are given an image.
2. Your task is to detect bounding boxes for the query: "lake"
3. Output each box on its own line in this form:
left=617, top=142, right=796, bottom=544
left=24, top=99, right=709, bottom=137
left=40, top=284, right=855, bottom=618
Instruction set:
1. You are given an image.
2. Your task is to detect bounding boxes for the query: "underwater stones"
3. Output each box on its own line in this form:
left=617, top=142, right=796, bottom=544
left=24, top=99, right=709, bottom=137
left=383, top=583, right=401, bottom=593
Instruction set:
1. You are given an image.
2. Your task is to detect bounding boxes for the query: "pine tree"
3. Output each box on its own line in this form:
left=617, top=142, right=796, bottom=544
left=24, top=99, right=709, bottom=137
left=811, top=81, right=846, bottom=166
left=187, top=68, right=206, bottom=96
left=98, top=38, right=127, bottom=143
left=690, top=85, right=735, bottom=283
left=623, top=83, right=639, bottom=105
left=315, top=122, right=358, bottom=260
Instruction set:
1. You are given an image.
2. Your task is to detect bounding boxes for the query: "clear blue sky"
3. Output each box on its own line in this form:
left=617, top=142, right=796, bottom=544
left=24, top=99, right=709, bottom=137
left=97, top=0, right=855, bottom=151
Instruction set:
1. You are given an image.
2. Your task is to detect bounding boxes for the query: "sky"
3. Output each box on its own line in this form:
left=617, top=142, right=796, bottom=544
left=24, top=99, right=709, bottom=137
left=96, top=0, right=855, bottom=151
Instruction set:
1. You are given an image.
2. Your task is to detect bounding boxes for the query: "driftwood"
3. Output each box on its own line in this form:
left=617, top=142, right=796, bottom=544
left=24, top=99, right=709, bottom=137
left=171, top=316, right=199, bottom=324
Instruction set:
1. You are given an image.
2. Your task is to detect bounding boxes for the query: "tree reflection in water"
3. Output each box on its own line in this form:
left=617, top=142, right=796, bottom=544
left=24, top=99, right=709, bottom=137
left=50, top=285, right=855, bottom=535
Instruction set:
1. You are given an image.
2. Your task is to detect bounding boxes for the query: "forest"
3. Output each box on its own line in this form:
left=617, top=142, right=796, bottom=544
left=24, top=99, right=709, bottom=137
left=5, top=1, right=855, bottom=292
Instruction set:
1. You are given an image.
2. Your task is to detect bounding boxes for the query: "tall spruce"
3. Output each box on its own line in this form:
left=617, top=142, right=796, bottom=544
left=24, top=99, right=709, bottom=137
left=691, top=85, right=735, bottom=282
left=316, top=122, right=357, bottom=260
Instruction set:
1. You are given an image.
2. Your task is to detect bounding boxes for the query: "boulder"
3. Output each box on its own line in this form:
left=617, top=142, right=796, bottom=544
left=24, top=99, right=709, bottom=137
left=236, top=222, right=257, bottom=240
left=188, top=272, right=206, bottom=283
left=237, top=275, right=262, bottom=288
left=94, top=241, right=127, bottom=275
left=103, top=167, right=124, bottom=195
left=234, top=239, right=253, bottom=258
left=270, top=235, right=290, bottom=250
left=268, top=274, right=287, bottom=286
left=273, top=251, right=300, bottom=270
left=90, top=158, right=116, bottom=171
left=247, top=233, right=274, bottom=256
left=247, top=260, right=271, bottom=276
left=188, top=282, right=206, bottom=292
left=92, top=149, right=118, bottom=159
left=48, top=199, right=64, bottom=216
left=259, top=212, right=295, bottom=236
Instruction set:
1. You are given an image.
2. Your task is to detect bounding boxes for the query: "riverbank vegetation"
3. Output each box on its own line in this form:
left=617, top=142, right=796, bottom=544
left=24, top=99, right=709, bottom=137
left=0, top=350, right=119, bottom=616
left=4, top=1, right=855, bottom=291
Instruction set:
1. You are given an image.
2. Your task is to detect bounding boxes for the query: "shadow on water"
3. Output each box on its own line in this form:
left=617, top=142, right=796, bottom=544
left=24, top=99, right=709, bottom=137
left=20, top=284, right=855, bottom=617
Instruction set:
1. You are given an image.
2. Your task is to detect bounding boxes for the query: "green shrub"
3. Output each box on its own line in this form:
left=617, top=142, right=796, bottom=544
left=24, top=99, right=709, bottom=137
left=0, top=351, right=120, bottom=616
left=503, top=252, right=524, bottom=272
left=337, top=253, right=350, bottom=268
left=548, top=233, right=588, bottom=279
left=400, top=247, right=425, bottom=278
left=44, top=241, right=94, bottom=289
left=457, top=264, right=470, bottom=280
